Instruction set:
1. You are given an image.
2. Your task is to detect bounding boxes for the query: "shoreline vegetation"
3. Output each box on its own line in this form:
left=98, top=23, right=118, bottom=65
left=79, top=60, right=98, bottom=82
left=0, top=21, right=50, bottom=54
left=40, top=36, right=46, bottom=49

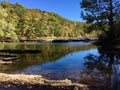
left=0, top=73, right=89, bottom=90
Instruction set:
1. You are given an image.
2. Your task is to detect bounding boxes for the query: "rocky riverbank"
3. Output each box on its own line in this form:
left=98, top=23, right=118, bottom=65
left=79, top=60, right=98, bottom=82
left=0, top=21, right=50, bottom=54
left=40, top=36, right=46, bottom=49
left=24, top=37, right=97, bottom=43
left=0, top=73, right=89, bottom=90
left=2, top=37, right=97, bottom=43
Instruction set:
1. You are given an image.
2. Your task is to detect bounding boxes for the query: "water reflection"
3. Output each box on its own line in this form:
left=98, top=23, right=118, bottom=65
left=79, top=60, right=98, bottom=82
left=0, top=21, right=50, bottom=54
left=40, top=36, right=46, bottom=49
left=18, top=49, right=98, bottom=81
left=0, top=42, right=96, bottom=74
left=80, top=46, right=120, bottom=90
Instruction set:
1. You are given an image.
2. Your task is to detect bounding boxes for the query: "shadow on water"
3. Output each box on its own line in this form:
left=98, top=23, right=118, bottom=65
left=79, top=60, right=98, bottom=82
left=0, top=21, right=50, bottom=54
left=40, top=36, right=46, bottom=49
left=80, top=46, right=120, bottom=90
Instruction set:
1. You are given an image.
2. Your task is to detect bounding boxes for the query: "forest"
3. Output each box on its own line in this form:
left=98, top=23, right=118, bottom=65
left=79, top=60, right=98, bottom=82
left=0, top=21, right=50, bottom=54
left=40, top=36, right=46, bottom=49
left=0, top=1, right=96, bottom=42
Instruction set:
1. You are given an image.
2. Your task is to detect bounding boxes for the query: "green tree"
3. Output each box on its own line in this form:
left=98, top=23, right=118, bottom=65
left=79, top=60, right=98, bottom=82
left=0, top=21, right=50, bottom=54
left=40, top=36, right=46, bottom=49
left=81, top=0, right=120, bottom=44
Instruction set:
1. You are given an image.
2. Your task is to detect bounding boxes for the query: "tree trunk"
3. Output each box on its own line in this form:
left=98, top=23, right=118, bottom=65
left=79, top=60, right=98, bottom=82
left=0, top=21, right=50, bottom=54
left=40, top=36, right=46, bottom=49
left=108, top=0, right=115, bottom=40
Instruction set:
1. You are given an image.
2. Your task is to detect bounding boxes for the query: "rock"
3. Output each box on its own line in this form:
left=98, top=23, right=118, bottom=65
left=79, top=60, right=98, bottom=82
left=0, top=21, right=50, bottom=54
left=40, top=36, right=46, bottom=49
left=73, top=83, right=89, bottom=90
left=0, top=73, right=89, bottom=90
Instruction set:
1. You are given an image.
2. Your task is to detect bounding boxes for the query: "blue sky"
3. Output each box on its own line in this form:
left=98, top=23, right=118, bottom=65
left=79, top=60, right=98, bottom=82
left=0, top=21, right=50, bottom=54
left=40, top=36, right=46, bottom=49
left=0, top=0, right=83, bottom=21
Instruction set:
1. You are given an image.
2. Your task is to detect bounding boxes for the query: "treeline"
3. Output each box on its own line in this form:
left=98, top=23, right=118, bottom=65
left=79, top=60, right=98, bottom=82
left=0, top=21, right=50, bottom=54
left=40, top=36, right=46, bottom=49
left=0, top=1, right=96, bottom=42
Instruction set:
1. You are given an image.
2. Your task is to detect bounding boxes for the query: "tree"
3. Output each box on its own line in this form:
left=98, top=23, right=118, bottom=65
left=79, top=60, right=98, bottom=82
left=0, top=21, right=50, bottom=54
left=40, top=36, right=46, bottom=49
left=80, top=0, right=120, bottom=44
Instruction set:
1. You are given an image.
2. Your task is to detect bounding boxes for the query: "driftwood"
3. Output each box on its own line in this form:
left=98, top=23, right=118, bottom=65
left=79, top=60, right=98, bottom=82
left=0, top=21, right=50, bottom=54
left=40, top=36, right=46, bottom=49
left=0, top=73, right=89, bottom=90
left=0, top=55, right=18, bottom=64
left=0, top=58, right=17, bottom=64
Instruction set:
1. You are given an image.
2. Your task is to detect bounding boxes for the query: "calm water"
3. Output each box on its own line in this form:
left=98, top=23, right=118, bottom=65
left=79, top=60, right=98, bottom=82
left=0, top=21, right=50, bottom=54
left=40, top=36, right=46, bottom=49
left=0, top=42, right=120, bottom=90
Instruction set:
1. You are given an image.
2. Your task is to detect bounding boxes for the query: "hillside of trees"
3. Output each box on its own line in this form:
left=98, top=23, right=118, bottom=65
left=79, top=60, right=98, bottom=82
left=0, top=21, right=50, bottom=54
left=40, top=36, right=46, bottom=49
left=0, top=1, right=96, bottom=42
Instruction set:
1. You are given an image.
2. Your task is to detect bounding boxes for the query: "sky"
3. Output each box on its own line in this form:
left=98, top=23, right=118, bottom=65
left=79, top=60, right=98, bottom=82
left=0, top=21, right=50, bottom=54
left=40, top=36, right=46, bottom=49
left=0, top=0, right=83, bottom=22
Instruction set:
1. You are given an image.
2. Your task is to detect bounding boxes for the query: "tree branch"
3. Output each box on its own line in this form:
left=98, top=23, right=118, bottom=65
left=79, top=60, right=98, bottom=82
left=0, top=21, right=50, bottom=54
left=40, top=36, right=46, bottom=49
left=90, top=10, right=107, bottom=34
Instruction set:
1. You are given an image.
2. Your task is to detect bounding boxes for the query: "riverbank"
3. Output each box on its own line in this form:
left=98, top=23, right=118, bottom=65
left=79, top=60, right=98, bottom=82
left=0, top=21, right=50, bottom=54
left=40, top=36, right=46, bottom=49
left=0, top=73, right=89, bottom=90
left=2, top=37, right=97, bottom=43
left=22, top=37, right=97, bottom=43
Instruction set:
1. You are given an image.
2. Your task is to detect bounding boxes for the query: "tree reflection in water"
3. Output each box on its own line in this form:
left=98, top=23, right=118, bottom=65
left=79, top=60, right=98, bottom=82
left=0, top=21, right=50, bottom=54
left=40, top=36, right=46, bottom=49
left=80, top=46, right=120, bottom=90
